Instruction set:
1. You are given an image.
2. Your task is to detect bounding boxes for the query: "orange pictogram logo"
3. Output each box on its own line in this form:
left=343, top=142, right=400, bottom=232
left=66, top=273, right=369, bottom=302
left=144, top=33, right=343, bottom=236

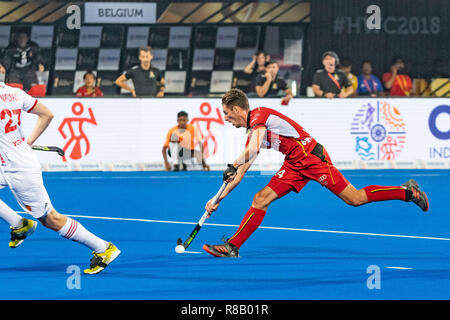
left=58, top=102, right=97, bottom=162
left=190, top=102, right=225, bottom=158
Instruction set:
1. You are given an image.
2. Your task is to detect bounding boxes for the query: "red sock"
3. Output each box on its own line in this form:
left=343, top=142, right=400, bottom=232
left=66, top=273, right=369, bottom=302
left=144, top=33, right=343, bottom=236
left=363, top=185, right=406, bottom=202
left=228, top=207, right=266, bottom=248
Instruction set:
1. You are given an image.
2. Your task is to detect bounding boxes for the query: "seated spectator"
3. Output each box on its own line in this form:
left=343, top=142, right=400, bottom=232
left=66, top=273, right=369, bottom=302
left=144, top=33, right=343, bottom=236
left=76, top=71, right=104, bottom=97
left=162, top=111, right=209, bottom=171
left=312, top=51, right=353, bottom=98
left=357, top=60, right=383, bottom=97
left=243, top=50, right=269, bottom=93
left=338, top=57, right=358, bottom=97
left=0, top=30, right=44, bottom=92
left=382, top=57, right=412, bottom=96
left=115, top=46, right=165, bottom=97
left=255, top=59, right=293, bottom=105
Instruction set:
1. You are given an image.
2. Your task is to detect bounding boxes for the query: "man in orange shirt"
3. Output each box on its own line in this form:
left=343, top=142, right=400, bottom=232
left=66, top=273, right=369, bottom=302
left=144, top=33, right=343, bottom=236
left=382, top=57, right=412, bottom=96
left=162, top=111, right=210, bottom=171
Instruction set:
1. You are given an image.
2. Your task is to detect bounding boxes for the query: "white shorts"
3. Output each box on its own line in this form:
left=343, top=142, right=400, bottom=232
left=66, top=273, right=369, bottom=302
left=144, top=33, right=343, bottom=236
left=0, top=170, right=53, bottom=219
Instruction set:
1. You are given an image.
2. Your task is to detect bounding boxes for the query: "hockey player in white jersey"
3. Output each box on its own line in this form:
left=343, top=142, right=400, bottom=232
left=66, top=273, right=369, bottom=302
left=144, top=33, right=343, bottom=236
left=0, top=82, right=120, bottom=274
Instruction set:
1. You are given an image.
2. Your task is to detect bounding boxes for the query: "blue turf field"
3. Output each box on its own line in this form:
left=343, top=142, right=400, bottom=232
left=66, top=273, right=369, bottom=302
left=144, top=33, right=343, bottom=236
left=0, top=170, right=449, bottom=299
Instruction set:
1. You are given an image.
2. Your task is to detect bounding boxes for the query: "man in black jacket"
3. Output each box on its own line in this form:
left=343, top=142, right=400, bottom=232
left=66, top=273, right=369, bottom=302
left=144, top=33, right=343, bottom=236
left=0, top=31, right=44, bottom=91
left=312, top=51, right=353, bottom=99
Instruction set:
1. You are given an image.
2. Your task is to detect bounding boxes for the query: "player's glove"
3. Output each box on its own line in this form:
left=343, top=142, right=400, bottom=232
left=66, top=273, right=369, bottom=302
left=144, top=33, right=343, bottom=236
left=223, top=164, right=237, bottom=181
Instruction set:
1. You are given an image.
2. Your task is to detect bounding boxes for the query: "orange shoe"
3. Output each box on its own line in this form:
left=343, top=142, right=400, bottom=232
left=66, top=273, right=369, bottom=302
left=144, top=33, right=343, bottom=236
left=403, top=179, right=429, bottom=212
left=203, top=240, right=240, bottom=258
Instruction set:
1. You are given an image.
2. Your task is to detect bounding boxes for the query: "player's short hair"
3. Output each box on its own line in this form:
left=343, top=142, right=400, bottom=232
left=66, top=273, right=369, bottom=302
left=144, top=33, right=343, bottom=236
left=222, top=88, right=249, bottom=111
left=139, top=46, right=152, bottom=55
left=177, top=111, right=188, bottom=118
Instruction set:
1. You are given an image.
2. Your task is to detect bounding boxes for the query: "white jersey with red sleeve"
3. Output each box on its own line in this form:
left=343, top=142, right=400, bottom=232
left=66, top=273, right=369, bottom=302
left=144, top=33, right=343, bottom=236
left=0, top=82, right=40, bottom=172
left=245, top=107, right=317, bottom=160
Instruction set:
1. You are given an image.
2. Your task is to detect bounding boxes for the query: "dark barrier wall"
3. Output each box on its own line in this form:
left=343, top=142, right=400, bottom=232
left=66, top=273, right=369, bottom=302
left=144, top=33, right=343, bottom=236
left=304, top=0, right=450, bottom=87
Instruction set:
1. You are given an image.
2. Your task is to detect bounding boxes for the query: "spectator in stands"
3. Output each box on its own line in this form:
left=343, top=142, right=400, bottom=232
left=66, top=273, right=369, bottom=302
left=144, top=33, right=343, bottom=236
left=115, top=46, right=165, bottom=97
left=255, top=59, right=293, bottom=105
left=0, top=30, right=44, bottom=91
left=162, top=111, right=209, bottom=172
left=312, top=51, right=353, bottom=98
left=382, top=57, right=412, bottom=96
left=338, top=57, right=358, bottom=97
left=76, top=71, right=104, bottom=97
left=243, top=50, right=270, bottom=93
left=357, top=60, right=383, bottom=97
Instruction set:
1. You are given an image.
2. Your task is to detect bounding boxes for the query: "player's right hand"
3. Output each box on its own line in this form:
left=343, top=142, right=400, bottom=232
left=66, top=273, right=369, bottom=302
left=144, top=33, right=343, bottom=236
left=131, top=90, right=137, bottom=97
left=164, top=162, right=172, bottom=171
left=205, top=198, right=219, bottom=217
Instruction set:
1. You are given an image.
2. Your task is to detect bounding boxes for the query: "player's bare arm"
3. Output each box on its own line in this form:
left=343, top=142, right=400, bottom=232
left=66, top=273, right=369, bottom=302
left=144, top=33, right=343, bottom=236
left=115, top=74, right=136, bottom=97
left=233, top=127, right=266, bottom=170
left=27, top=102, right=54, bottom=146
left=205, top=127, right=266, bottom=215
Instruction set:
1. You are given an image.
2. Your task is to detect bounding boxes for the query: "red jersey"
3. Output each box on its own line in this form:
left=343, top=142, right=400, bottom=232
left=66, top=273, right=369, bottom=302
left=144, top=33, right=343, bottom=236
left=246, top=107, right=317, bottom=161
left=76, top=86, right=104, bottom=97
left=382, top=73, right=412, bottom=96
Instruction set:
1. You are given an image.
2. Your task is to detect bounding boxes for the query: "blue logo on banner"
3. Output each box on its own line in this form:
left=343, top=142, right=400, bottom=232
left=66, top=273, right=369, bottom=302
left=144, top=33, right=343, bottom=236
left=429, top=105, right=450, bottom=140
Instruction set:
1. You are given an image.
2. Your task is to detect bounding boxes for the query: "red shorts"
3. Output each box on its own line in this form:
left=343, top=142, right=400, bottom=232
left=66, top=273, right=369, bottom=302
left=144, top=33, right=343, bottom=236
left=267, top=144, right=349, bottom=198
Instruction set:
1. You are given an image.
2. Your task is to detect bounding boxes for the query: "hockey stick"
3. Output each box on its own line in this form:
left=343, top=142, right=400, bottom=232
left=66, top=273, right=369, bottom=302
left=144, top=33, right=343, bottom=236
left=177, top=182, right=228, bottom=250
left=31, top=145, right=65, bottom=157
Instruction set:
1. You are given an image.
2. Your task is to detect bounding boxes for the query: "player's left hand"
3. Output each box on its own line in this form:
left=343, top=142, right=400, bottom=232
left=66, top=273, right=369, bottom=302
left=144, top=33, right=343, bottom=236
left=205, top=198, right=220, bottom=217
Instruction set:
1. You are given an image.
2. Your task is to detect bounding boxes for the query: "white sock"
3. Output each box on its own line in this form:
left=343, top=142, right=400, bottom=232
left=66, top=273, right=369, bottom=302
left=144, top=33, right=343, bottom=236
left=58, top=217, right=108, bottom=253
left=0, top=199, right=23, bottom=228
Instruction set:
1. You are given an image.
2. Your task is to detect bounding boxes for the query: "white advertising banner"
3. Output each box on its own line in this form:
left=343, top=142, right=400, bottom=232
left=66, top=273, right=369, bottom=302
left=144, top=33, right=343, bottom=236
left=54, top=48, right=78, bottom=71
left=84, top=2, right=156, bottom=24
left=192, top=49, right=215, bottom=71
left=31, top=26, right=54, bottom=48
left=150, top=49, right=168, bottom=71
left=19, top=98, right=450, bottom=171
left=0, top=25, right=10, bottom=48
left=126, top=26, right=149, bottom=48
left=78, top=26, right=102, bottom=48
left=97, top=49, right=121, bottom=71
left=233, top=49, right=255, bottom=70
left=210, top=71, right=233, bottom=93
left=164, top=71, right=186, bottom=93
left=216, top=26, right=238, bottom=48
left=168, top=27, right=192, bottom=48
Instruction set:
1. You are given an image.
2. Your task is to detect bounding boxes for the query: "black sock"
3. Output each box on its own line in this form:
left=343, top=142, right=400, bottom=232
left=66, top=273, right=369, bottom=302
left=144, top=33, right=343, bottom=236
left=405, top=189, right=413, bottom=201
